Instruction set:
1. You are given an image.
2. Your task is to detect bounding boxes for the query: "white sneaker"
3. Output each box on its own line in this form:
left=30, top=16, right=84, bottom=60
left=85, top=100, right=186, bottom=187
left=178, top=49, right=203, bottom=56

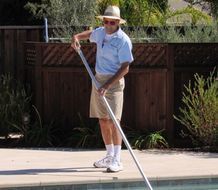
left=107, top=158, right=123, bottom=172
left=93, top=155, right=113, bottom=168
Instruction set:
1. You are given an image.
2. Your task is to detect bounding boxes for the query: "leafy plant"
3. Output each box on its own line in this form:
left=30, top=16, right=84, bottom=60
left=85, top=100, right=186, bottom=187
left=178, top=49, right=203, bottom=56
left=147, top=0, right=168, bottom=13
left=124, top=126, right=148, bottom=147
left=25, top=0, right=97, bottom=42
left=25, top=105, right=58, bottom=147
left=166, top=6, right=212, bottom=25
left=96, top=0, right=122, bottom=14
left=183, top=24, right=218, bottom=42
left=97, top=0, right=168, bottom=26
left=66, top=113, right=104, bottom=148
left=185, top=0, right=218, bottom=19
left=125, top=127, right=169, bottom=150
left=10, top=105, right=57, bottom=147
left=97, top=1, right=213, bottom=28
left=174, top=69, right=218, bottom=147
left=0, top=73, right=59, bottom=147
left=0, top=73, right=31, bottom=138
left=135, top=129, right=169, bottom=149
left=25, top=0, right=96, bottom=26
left=153, top=26, right=183, bottom=42
left=124, top=27, right=153, bottom=43
left=120, top=0, right=150, bottom=26
left=153, top=23, right=218, bottom=42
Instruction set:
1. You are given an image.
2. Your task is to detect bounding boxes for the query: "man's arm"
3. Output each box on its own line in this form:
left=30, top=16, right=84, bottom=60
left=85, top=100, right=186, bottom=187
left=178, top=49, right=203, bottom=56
left=98, top=62, right=129, bottom=96
left=71, top=30, right=92, bottom=50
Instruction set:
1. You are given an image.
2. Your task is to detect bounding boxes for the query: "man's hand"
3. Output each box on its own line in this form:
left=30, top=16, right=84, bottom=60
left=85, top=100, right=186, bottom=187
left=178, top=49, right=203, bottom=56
left=70, top=30, right=92, bottom=51
left=98, top=87, right=107, bottom=96
left=98, top=83, right=111, bottom=96
left=71, top=35, right=81, bottom=50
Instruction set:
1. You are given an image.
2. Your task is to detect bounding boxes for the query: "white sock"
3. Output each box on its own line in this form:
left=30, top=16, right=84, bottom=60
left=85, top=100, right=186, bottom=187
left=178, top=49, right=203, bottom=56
left=106, top=144, right=114, bottom=157
left=114, top=145, right=122, bottom=162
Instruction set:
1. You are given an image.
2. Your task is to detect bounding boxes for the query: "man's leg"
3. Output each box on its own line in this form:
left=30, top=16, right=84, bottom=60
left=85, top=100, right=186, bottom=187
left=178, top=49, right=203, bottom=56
left=99, top=118, right=114, bottom=157
left=107, top=120, right=123, bottom=172
left=111, top=120, right=122, bottom=163
left=99, top=119, right=113, bottom=144
left=99, top=119, right=122, bottom=160
left=93, top=118, right=114, bottom=168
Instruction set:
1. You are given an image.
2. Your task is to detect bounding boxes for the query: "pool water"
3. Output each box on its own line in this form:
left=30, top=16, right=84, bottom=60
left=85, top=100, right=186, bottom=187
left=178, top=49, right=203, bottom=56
left=66, top=177, right=218, bottom=190
left=7, top=177, right=218, bottom=190
left=114, top=184, right=218, bottom=190
left=151, top=177, right=218, bottom=190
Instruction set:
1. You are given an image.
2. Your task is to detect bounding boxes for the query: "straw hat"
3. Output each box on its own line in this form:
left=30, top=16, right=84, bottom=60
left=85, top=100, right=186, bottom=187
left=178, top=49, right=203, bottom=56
left=96, top=5, right=126, bottom=24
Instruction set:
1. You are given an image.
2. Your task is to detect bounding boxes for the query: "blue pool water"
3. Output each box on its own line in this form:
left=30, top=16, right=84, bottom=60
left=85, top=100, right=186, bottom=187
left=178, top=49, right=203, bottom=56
left=85, top=179, right=218, bottom=190
left=7, top=177, right=218, bottom=190
left=65, top=177, right=218, bottom=190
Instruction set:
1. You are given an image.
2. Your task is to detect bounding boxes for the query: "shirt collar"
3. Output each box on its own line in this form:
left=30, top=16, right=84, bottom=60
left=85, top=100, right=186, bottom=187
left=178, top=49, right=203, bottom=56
left=104, top=27, right=122, bottom=38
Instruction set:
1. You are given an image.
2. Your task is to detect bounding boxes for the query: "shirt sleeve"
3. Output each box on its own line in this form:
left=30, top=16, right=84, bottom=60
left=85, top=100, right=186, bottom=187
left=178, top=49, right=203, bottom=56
left=118, top=41, right=134, bottom=64
left=89, top=27, right=103, bottom=43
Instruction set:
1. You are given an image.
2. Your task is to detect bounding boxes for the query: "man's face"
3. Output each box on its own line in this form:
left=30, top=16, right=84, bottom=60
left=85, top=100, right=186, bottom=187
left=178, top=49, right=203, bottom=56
left=103, top=18, right=120, bottom=34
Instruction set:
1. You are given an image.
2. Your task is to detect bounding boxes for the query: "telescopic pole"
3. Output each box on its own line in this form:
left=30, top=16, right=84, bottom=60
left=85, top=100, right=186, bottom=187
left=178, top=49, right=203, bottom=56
left=77, top=48, right=153, bottom=190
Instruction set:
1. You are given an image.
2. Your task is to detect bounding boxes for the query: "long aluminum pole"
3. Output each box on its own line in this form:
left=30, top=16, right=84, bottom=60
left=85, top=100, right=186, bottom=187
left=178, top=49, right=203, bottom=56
left=77, top=49, right=153, bottom=190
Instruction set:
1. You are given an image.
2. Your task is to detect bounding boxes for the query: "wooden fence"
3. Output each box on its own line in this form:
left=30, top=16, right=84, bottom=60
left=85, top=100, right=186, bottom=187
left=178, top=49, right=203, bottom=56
left=0, top=26, right=44, bottom=80
left=24, top=42, right=217, bottom=142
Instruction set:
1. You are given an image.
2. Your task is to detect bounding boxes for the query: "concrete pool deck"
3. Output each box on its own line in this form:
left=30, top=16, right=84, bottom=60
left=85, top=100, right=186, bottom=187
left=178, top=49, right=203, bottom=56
left=0, top=148, right=217, bottom=189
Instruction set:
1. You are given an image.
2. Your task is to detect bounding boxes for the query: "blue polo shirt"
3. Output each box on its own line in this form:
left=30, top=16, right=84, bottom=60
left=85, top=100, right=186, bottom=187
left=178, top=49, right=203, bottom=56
left=89, top=27, right=134, bottom=75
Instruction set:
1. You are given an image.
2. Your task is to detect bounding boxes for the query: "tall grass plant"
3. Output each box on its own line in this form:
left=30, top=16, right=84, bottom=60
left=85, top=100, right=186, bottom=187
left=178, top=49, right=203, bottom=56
left=174, top=69, right=218, bottom=147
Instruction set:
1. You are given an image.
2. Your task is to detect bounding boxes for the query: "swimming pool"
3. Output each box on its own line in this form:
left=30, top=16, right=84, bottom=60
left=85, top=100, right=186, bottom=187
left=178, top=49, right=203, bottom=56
left=9, top=177, right=217, bottom=190
left=77, top=177, right=218, bottom=190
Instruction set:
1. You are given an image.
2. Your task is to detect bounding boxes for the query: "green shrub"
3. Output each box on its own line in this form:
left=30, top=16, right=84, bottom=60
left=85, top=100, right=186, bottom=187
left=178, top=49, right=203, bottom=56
left=174, top=69, right=218, bottom=147
left=97, top=0, right=168, bottom=26
left=24, top=105, right=58, bottom=147
left=124, top=27, right=152, bottom=43
left=186, top=0, right=218, bottom=19
left=125, top=127, right=169, bottom=150
left=166, top=6, right=212, bottom=25
left=153, top=23, right=218, bottom=42
left=25, top=0, right=96, bottom=26
left=144, top=130, right=169, bottom=149
left=25, top=0, right=215, bottom=42
left=25, top=0, right=96, bottom=42
left=0, top=74, right=31, bottom=138
left=0, top=73, right=58, bottom=147
left=66, top=114, right=104, bottom=148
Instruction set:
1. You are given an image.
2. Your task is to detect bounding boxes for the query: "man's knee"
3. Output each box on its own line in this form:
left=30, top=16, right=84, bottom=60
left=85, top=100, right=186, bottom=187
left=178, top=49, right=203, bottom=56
left=99, top=118, right=113, bottom=126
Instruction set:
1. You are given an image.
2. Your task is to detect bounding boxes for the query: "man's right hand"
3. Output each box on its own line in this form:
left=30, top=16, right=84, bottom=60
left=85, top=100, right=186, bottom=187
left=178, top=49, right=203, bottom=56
left=71, top=35, right=81, bottom=50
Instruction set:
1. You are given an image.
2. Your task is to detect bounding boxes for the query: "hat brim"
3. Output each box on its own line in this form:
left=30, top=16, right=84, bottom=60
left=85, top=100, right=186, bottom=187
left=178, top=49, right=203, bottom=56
left=96, top=15, right=126, bottom=24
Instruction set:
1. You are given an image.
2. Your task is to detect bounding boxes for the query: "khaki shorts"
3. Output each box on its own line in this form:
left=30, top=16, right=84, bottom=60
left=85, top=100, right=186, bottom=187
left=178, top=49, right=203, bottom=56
left=90, top=73, right=125, bottom=120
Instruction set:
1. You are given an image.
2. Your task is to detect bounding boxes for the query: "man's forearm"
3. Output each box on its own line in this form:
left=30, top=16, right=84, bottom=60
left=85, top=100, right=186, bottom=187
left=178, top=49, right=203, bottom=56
left=73, top=30, right=92, bottom=41
left=71, top=30, right=92, bottom=50
left=103, top=62, right=129, bottom=90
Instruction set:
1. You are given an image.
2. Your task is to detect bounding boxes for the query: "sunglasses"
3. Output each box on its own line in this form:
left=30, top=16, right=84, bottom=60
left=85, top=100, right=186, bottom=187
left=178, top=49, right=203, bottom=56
left=103, top=20, right=117, bottom=25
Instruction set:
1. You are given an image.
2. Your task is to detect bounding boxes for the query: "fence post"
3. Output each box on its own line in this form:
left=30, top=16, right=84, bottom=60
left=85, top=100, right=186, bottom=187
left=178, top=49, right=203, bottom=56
left=44, top=18, right=49, bottom=43
left=166, top=43, right=174, bottom=143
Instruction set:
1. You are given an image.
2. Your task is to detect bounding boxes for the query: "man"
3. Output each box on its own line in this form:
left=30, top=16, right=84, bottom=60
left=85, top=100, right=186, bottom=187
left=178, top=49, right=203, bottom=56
left=71, top=5, right=133, bottom=172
